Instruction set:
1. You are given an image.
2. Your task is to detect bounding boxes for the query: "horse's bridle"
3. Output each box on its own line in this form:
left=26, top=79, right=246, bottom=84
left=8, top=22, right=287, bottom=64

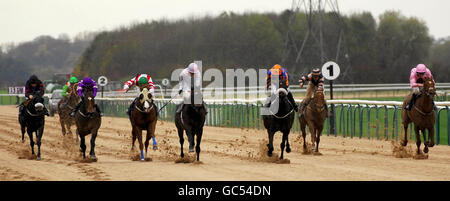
left=270, top=93, right=294, bottom=119
left=134, top=103, right=154, bottom=113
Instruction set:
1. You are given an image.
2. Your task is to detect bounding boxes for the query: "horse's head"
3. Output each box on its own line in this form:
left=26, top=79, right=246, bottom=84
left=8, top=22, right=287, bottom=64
left=137, top=88, right=154, bottom=112
left=29, top=92, right=45, bottom=112
left=82, top=89, right=95, bottom=114
left=275, top=88, right=293, bottom=113
left=313, top=87, right=325, bottom=108
left=422, top=77, right=436, bottom=97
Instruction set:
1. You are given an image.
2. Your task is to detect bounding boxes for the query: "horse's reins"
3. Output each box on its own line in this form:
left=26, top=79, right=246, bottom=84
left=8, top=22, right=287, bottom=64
left=269, top=95, right=295, bottom=119
left=134, top=103, right=154, bottom=113
left=26, top=108, right=42, bottom=117
left=158, top=94, right=180, bottom=113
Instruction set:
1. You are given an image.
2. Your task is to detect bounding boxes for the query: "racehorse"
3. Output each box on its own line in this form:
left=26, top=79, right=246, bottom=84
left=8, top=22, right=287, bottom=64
left=175, top=88, right=207, bottom=161
left=262, top=88, right=295, bottom=160
left=58, top=83, right=79, bottom=137
left=129, top=88, right=158, bottom=161
left=401, top=77, right=436, bottom=156
left=18, top=92, right=46, bottom=160
left=299, top=88, right=328, bottom=154
left=74, top=88, right=101, bottom=161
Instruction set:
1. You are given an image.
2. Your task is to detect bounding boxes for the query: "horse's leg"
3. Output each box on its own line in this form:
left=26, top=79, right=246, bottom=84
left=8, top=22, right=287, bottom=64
left=427, top=126, right=435, bottom=148
left=145, top=121, right=157, bottom=158
left=80, top=135, right=86, bottom=159
left=401, top=122, right=409, bottom=146
left=60, top=117, right=66, bottom=136
left=414, top=125, right=422, bottom=155
left=315, top=126, right=323, bottom=154
left=300, top=119, right=307, bottom=151
left=136, top=128, right=145, bottom=161
left=285, top=131, right=291, bottom=153
left=308, top=124, right=316, bottom=150
left=187, top=129, right=195, bottom=153
left=177, top=127, right=184, bottom=158
left=279, top=131, right=288, bottom=160
left=422, top=129, right=429, bottom=154
left=36, top=126, right=44, bottom=160
left=67, top=119, right=72, bottom=135
left=89, top=131, right=98, bottom=161
left=131, top=127, right=137, bottom=151
left=267, top=130, right=274, bottom=157
left=21, top=124, right=26, bottom=143
left=27, top=129, right=35, bottom=156
left=75, top=127, right=79, bottom=143
left=195, top=129, right=203, bottom=161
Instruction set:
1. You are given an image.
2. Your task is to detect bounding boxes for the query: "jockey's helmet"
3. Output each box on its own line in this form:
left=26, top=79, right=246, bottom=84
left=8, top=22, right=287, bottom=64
left=70, top=76, right=78, bottom=84
left=138, top=77, right=148, bottom=85
left=188, top=63, right=198, bottom=73
left=82, top=77, right=94, bottom=86
left=416, top=64, right=427, bottom=74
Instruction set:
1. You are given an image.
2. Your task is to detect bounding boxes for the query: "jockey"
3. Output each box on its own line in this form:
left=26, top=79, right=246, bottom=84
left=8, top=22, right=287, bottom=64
left=123, top=74, right=159, bottom=150
left=264, top=64, right=298, bottom=111
left=123, top=74, right=156, bottom=116
left=20, top=75, right=49, bottom=116
left=176, top=63, right=206, bottom=114
left=405, top=64, right=435, bottom=110
left=62, top=76, right=78, bottom=97
left=70, top=77, right=102, bottom=117
left=298, top=68, right=325, bottom=114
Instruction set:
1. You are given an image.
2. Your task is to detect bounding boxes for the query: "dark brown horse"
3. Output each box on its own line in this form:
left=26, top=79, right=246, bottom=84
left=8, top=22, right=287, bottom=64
left=401, top=77, right=436, bottom=156
left=129, top=88, right=158, bottom=161
left=74, top=89, right=101, bottom=161
left=299, top=88, right=328, bottom=154
left=262, top=88, right=295, bottom=160
left=58, top=83, right=79, bottom=137
left=18, top=92, right=46, bottom=160
left=175, top=88, right=207, bottom=161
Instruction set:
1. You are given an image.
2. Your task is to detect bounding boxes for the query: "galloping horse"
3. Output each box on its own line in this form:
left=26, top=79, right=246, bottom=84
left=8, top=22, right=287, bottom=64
left=129, top=88, right=158, bottom=161
left=401, top=77, right=436, bottom=156
left=58, top=83, right=79, bottom=137
left=18, top=92, right=46, bottom=160
left=299, top=88, right=328, bottom=154
left=262, top=88, right=295, bottom=160
left=74, top=88, right=101, bottom=161
left=175, top=88, right=207, bottom=161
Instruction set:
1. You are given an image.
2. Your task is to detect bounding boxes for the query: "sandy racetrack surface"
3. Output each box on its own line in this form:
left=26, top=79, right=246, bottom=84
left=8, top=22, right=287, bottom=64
left=1, top=105, right=450, bottom=181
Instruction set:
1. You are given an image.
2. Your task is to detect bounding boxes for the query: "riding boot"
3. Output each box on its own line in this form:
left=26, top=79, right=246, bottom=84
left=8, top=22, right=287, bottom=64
left=95, top=104, right=103, bottom=116
left=406, top=94, right=417, bottom=110
left=70, top=101, right=82, bottom=117
left=127, top=98, right=137, bottom=116
left=202, top=102, right=208, bottom=114
left=176, top=103, right=184, bottom=114
left=287, top=92, right=298, bottom=111
left=18, top=104, right=24, bottom=115
left=299, top=98, right=310, bottom=117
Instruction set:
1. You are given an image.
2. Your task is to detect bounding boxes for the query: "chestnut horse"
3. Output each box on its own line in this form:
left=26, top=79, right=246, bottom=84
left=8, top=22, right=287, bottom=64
left=129, top=88, right=157, bottom=161
left=74, top=88, right=101, bottom=161
left=401, top=77, right=436, bottom=156
left=58, top=83, right=79, bottom=137
left=299, top=88, right=328, bottom=154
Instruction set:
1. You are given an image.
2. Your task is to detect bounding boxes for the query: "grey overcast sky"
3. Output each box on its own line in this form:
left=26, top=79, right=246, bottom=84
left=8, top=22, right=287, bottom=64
left=1, top=0, right=449, bottom=45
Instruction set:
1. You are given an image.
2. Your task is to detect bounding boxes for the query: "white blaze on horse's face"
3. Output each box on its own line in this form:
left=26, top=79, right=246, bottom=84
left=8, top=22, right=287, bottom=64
left=35, top=103, right=44, bottom=111
left=139, top=88, right=152, bottom=109
left=277, top=88, right=288, bottom=96
left=88, top=97, right=92, bottom=101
